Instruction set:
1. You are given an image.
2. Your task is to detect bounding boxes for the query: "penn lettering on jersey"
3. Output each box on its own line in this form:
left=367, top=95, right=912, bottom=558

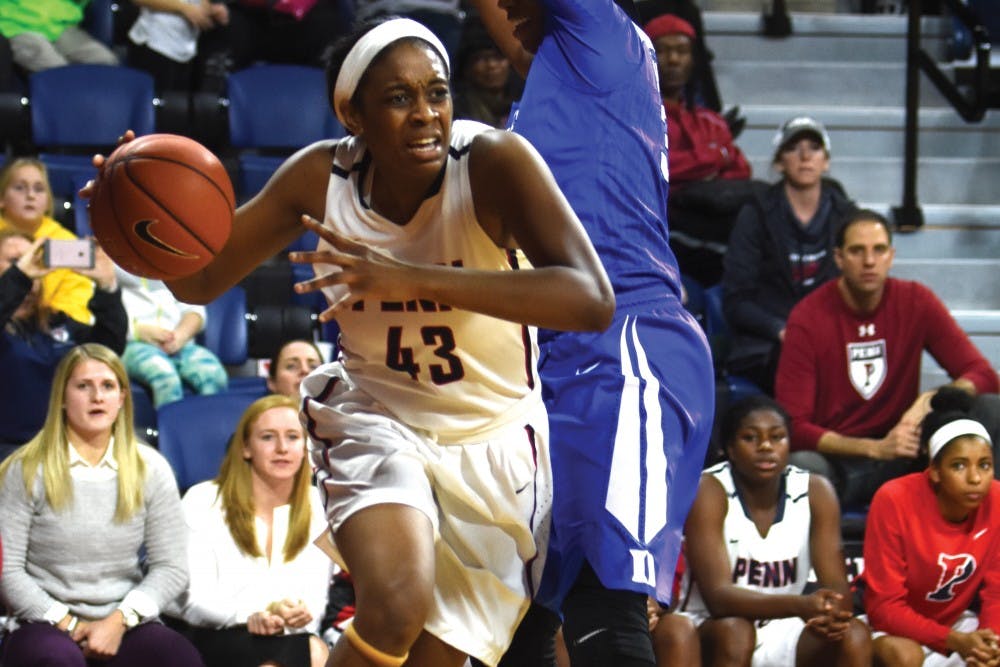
left=733, top=556, right=798, bottom=587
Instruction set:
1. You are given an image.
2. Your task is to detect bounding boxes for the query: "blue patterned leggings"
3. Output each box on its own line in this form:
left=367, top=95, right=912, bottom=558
left=123, top=341, right=228, bottom=407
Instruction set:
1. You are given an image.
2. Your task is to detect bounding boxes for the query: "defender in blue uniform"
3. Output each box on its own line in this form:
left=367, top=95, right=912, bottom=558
left=475, top=1, right=715, bottom=664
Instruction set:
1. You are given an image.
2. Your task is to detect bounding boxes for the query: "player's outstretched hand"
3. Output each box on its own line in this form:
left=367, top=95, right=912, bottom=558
left=289, top=215, right=421, bottom=322
left=78, top=130, right=137, bottom=201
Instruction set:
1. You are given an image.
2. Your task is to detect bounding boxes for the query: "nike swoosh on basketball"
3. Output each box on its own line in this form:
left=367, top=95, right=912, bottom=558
left=134, top=219, right=196, bottom=257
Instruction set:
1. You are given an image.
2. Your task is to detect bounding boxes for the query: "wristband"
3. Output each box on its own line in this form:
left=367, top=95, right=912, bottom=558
left=66, top=615, right=79, bottom=634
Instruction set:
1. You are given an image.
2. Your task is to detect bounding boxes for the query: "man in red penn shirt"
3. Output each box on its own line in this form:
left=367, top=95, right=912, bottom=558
left=775, top=209, right=1000, bottom=510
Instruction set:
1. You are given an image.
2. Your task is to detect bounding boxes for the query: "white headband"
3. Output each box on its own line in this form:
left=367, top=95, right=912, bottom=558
left=928, top=418, right=992, bottom=461
left=333, top=18, right=450, bottom=126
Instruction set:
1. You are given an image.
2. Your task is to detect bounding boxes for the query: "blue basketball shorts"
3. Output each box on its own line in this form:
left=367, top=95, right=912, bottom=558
left=534, top=301, right=714, bottom=610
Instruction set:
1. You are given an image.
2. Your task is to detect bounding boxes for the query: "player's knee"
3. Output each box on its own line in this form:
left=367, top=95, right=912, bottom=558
left=354, top=566, right=434, bottom=650
left=700, top=617, right=755, bottom=666
left=650, top=613, right=700, bottom=665
left=873, top=635, right=924, bottom=667
left=837, top=618, right=873, bottom=665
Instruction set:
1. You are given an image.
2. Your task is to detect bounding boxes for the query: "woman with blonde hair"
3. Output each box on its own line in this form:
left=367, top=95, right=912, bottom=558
left=0, top=342, right=202, bottom=666
left=0, top=157, right=95, bottom=324
left=169, top=393, right=333, bottom=667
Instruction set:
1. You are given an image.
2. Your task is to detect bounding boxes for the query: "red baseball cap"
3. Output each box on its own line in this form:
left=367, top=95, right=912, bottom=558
left=644, top=14, right=696, bottom=41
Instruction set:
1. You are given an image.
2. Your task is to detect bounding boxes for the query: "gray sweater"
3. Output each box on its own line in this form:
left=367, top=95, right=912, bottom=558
left=0, top=445, right=188, bottom=621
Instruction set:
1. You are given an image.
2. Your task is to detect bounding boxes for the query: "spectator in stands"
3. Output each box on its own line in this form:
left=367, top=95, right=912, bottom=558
left=644, top=13, right=757, bottom=287
left=0, top=0, right=118, bottom=73
left=452, top=17, right=518, bottom=129
left=648, top=14, right=749, bottom=185
left=678, top=394, right=872, bottom=666
left=776, top=209, right=1000, bottom=511
left=194, top=0, right=347, bottom=93
left=127, top=0, right=230, bottom=92
left=0, top=157, right=95, bottom=324
left=0, top=343, right=203, bottom=667
left=721, top=116, right=856, bottom=394
left=117, top=267, right=228, bottom=408
left=266, top=338, right=323, bottom=398
left=636, top=0, right=722, bottom=112
left=0, top=231, right=125, bottom=452
left=167, top=394, right=333, bottom=667
left=862, top=387, right=1000, bottom=666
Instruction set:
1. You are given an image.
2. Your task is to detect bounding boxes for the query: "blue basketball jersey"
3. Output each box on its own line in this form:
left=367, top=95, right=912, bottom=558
left=508, top=0, right=681, bottom=309
left=508, top=0, right=715, bottom=609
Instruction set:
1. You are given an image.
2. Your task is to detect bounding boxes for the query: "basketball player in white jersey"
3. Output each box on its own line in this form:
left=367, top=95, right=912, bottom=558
left=675, top=395, right=871, bottom=666
left=86, top=17, right=614, bottom=667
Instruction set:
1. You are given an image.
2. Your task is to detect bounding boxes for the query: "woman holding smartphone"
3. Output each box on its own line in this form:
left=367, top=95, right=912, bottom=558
left=0, top=157, right=96, bottom=324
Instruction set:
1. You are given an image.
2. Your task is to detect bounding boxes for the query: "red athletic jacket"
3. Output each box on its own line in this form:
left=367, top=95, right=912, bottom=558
left=664, top=99, right=751, bottom=184
left=863, top=472, right=1000, bottom=653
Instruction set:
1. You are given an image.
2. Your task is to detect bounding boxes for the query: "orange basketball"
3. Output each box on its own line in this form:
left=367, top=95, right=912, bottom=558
left=90, top=133, right=234, bottom=280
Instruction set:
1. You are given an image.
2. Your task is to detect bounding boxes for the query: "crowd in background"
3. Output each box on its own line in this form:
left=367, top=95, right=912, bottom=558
left=0, top=1, right=999, bottom=666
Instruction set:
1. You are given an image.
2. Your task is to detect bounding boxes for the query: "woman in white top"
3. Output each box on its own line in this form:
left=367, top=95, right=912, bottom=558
left=170, top=394, right=333, bottom=667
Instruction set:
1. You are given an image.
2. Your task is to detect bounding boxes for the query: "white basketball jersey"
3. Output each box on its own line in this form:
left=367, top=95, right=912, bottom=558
left=680, top=463, right=812, bottom=622
left=320, top=120, right=540, bottom=443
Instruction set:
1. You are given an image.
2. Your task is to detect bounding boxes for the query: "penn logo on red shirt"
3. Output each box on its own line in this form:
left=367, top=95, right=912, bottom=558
left=926, top=553, right=976, bottom=602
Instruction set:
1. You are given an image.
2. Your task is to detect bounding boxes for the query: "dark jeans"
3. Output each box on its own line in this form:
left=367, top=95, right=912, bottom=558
left=1, top=621, right=205, bottom=667
left=790, top=451, right=922, bottom=511
left=790, top=393, right=1000, bottom=510
left=196, top=0, right=347, bottom=92
left=127, top=42, right=194, bottom=93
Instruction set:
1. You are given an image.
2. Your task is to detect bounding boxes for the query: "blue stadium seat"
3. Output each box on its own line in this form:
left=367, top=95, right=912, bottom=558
left=82, top=0, right=116, bottom=48
left=225, top=64, right=345, bottom=201
left=704, top=285, right=763, bottom=404
left=157, top=392, right=257, bottom=492
left=201, top=285, right=249, bottom=366
left=131, top=381, right=158, bottom=445
left=30, top=64, right=155, bottom=149
left=680, top=274, right=706, bottom=330
left=29, top=64, right=156, bottom=226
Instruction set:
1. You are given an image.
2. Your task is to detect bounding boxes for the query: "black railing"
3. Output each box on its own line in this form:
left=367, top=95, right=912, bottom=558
left=894, top=0, right=993, bottom=230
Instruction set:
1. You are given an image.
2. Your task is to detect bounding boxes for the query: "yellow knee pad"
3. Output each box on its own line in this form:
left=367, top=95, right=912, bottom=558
left=344, top=622, right=409, bottom=667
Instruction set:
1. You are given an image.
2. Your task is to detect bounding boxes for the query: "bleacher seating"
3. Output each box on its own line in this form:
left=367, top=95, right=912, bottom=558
left=157, top=392, right=258, bottom=492
left=201, top=285, right=250, bottom=367
left=28, top=64, right=156, bottom=234
left=225, top=64, right=345, bottom=202
left=703, top=285, right=765, bottom=404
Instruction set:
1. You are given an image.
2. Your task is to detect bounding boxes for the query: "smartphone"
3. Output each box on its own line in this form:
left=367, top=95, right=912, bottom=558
left=43, top=238, right=95, bottom=269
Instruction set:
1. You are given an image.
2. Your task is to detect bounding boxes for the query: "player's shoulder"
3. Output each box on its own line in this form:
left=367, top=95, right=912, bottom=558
left=872, top=471, right=927, bottom=511
left=452, top=119, right=494, bottom=146
left=466, top=124, right=539, bottom=172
